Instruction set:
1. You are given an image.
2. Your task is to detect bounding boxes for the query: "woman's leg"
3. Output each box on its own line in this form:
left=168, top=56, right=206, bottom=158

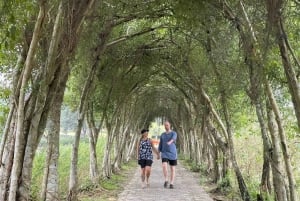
left=141, top=168, right=145, bottom=181
left=145, top=166, right=151, bottom=186
left=141, top=167, right=146, bottom=188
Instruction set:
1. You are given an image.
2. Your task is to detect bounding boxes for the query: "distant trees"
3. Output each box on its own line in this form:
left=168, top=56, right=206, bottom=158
left=60, top=106, right=77, bottom=134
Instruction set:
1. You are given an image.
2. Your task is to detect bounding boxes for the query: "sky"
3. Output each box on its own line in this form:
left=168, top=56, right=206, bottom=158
left=0, top=72, right=10, bottom=88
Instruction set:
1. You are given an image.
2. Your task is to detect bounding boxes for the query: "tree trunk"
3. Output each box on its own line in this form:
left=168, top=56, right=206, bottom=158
left=266, top=100, right=288, bottom=201
left=0, top=105, right=15, bottom=166
left=86, top=104, right=100, bottom=184
left=209, top=136, right=220, bottom=183
left=195, top=129, right=202, bottom=167
left=68, top=57, right=98, bottom=201
left=87, top=126, right=99, bottom=184
left=67, top=111, right=85, bottom=201
left=183, top=130, right=188, bottom=158
left=0, top=119, right=16, bottom=201
left=9, top=3, right=47, bottom=200
left=255, top=101, right=272, bottom=196
left=208, top=51, right=232, bottom=184
left=266, top=0, right=300, bottom=131
left=125, top=132, right=139, bottom=162
left=264, top=77, right=295, bottom=201
left=218, top=2, right=274, bottom=199
left=190, top=131, right=196, bottom=161
left=1, top=0, right=96, bottom=200
left=203, top=95, right=250, bottom=200
left=18, top=3, right=65, bottom=200
left=41, top=65, right=70, bottom=201
left=102, top=124, right=114, bottom=178
left=0, top=45, right=27, bottom=165
left=113, top=123, right=130, bottom=172
left=40, top=91, right=62, bottom=201
left=274, top=18, right=298, bottom=201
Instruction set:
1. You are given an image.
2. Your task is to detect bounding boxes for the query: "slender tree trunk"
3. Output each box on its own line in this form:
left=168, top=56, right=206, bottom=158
left=274, top=19, right=298, bottom=201
left=195, top=129, right=202, bottom=167
left=86, top=104, right=100, bottom=184
left=183, top=130, right=188, bottom=158
left=277, top=21, right=300, bottom=121
left=87, top=126, right=99, bottom=183
left=113, top=130, right=127, bottom=172
left=208, top=52, right=232, bottom=185
left=68, top=9, right=114, bottom=198
left=0, top=118, right=16, bottom=201
left=217, top=2, right=274, bottom=199
left=0, top=45, right=27, bottom=165
left=2, top=0, right=96, bottom=200
left=186, top=132, right=192, bottom=160
left=209, top=136, right=219, bottom=182
left=67, top=58, right=98, bottom=201
left=190, top=131, right=196, bottom=161
left=266, top=0, right=300, bottom=131
left=8, top=3, right=47, bottom=200
left=264, top=77, right=295, bottom=201
left=125, top=132, right=139, bottom=162
left=200, top=114, right=207, bottom=164
left=102, top=124, right=114, bottom=178
left=203, top=93, right=250, bottom=200
left=113, top=118, right=130, bottom=172
left=67, top=111, right=85, bottom=201
left=266, top=100, right=288, bottom=201
left=265, top=3, right=298, bottom=200
left=0, top=105, right=14, bottom=164
left=18, top=3, right=65, bottom=200
left=255, top=101, right=272, bottom=196
left=204, top=117, right=229, bottom=176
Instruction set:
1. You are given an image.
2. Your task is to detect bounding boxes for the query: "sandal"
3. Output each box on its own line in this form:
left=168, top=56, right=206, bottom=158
left=164, top=181, right=168, bottom=188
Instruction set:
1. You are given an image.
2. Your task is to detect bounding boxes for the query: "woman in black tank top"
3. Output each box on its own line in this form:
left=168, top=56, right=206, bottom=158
left=137, top=129, right=160, bottom=188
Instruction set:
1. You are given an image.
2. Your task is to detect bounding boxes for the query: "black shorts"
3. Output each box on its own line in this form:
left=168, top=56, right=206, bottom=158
left=162, top=158, right=177, bottom=166
left=138, top=159, right=153, bottom=168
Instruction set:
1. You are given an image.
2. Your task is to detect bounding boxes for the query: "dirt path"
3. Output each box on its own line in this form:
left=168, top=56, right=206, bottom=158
left=117, top=159, right=214, bottom=201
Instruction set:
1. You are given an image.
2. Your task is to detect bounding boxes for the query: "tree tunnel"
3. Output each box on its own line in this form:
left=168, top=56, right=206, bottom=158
left=0, top=0, right=299, bottom=201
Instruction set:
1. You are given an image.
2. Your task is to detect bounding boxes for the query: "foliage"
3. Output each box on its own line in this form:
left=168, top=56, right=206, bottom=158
left=60, top=105, right=78, bottom=134
left=0, top=86, right=10, bottom=131
left=31, top=135, right=106, bottom=199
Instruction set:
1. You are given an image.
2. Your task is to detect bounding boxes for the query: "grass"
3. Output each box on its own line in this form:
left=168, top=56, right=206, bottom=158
left=31, top=135, right=106, bottom=199
left=78, top=160, right=136, bottom=201
left=31, top=134, right=136, bottom=200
